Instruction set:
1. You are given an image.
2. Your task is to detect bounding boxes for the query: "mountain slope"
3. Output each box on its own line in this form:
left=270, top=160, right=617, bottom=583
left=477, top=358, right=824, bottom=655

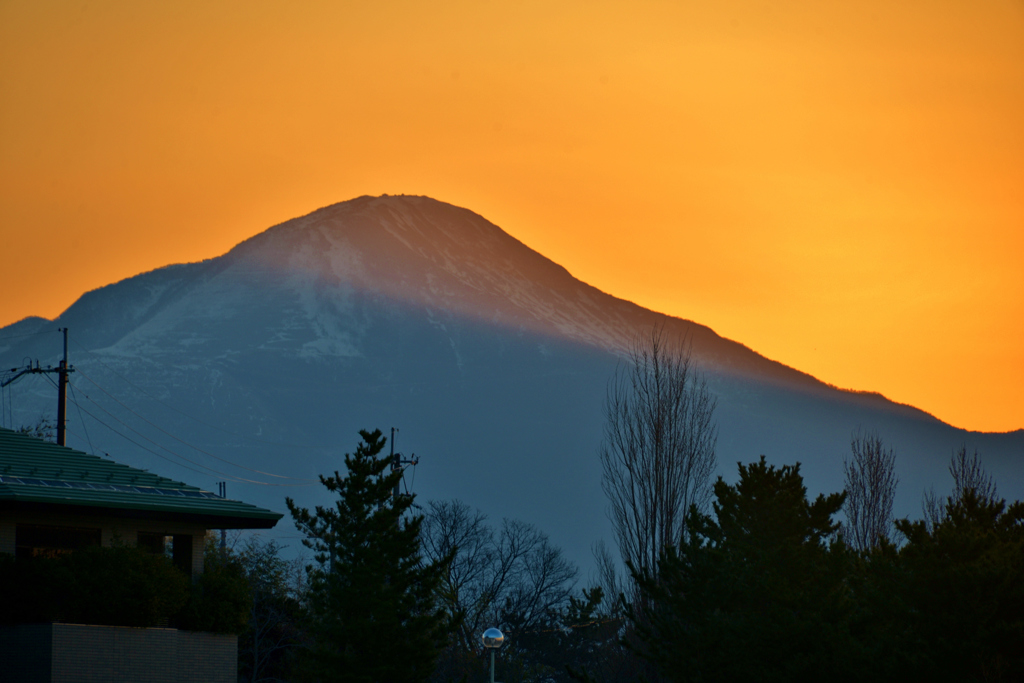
left=1, top=195, right=1020, bottom=569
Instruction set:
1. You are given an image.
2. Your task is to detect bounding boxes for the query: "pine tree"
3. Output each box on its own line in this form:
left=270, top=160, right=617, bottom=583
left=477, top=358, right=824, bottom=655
left=632, top=457, right=853, bottom=683
left=894, top=489, right=1024, bottom=681
left=286, top=429, right=452, bottom=682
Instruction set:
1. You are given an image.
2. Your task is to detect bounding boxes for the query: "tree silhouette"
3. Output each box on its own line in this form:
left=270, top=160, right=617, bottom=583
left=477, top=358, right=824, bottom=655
left=286, top=429, right=452, bottom=682
left=896, top=488, right=1024, bottom=681
left=632, top=457, right=850, bottom=683
left=421, top=499, right=578, bottom=682
left=842, top=430, right=898, bottom=551
left=600, top=327, right=717, bottom=602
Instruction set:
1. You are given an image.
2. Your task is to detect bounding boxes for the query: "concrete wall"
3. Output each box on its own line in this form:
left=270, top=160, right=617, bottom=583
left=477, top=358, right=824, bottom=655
left=0, top=624, right=236, bottom=683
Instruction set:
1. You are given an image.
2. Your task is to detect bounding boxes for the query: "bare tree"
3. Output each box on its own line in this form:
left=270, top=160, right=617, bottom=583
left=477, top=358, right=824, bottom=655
left=18, top=417, right=56, bottom=442
left=841, top=430, right=899, bottom=551
left=591, top=540, right=625, bottom=618
left=918, top=446, right=997, bottom=533
left=599, top=327, right=717, bottom=594
left=421, top=500, right=578, bottom=657
left=949, top=444, right=997, bottom=503
left=921, top=485, right=944, bottom=533
left=420, top=499, right=494, bottom=652
left=497, top=518, right=578, bottom=631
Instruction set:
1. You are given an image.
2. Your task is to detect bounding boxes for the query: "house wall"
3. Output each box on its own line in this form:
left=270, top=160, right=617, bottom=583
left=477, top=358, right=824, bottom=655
left=0, top=510, right=207, bottom=576
left=0, top=519, right=14, bottom=555
left=0, top=624, right=237, bottom=683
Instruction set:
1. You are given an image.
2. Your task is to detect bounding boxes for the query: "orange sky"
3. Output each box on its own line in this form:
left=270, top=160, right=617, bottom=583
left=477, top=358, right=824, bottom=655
left=1, top=0, right=1022, bottom=432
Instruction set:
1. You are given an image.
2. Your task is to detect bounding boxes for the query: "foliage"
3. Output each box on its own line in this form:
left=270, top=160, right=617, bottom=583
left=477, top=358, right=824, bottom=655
left=0, top=542, right=190, bottom=627
left=286, top=429, right=453, bottom=683
left=632, top=457, right=852, bottom=683
left=894, top=490, right=1024, bottom=681
left=600, top=327, right=717, bottom=602
left=177, top=535, right=251, bottom=634
left=624, top=447, right=1024, bottom=683
left=235, top=535, right=306, bottom=683
left=523, top=586, right=630, bottom=683
left=0, top=537, right=256, bottom=633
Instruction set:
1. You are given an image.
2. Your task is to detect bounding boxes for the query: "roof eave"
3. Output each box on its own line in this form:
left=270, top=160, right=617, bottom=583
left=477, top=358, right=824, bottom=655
left=0, top=499, right=283, bottom=530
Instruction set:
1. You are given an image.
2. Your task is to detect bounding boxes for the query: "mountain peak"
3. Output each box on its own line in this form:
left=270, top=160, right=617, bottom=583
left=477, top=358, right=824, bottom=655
left=237, top=194, right=572, bottom=285
left=225, top=194, right=655, bottom=352
left=58, top=195, right=878, bottom=401
left=220, top=195, right=945, bottom=409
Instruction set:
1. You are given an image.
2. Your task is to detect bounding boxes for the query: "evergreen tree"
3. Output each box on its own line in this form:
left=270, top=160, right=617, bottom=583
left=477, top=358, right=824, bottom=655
left=894, top=489, right=1024, bottom=681
left=286, top=429, right=453, bottom=682
left=632, top=457, right=853, bottom=683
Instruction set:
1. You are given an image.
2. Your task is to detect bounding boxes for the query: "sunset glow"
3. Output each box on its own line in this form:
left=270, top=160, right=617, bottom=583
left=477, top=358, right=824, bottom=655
left=1, top=0, right=1021, bottom=431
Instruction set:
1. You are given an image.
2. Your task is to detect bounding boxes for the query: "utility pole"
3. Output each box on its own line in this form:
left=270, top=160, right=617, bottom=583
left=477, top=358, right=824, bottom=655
left=56, top=327, right=70, bottom=447
left=1, top=327, right=75, bottom=446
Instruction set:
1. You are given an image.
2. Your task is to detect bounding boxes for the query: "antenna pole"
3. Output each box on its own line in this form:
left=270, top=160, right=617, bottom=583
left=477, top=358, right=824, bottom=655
left=391, top=427, right=400, bottom=501
left=388, top=427, right=419, bottom=505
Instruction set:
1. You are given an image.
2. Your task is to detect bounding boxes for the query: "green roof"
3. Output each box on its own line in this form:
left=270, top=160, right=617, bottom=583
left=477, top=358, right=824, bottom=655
left=0, top=428, right=282, bottom=529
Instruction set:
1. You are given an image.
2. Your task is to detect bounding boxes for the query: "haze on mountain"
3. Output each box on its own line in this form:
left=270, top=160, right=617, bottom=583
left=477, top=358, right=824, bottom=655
left=2, top=195, right=1021, bottom=569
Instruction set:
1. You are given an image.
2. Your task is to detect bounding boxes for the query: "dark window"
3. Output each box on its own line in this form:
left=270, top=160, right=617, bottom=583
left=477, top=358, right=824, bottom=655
left=138, top=532, right=192, bottom=577
left=15, top=524, right=101, bottom=559
left=136, top=531, right=167, bottom=555
left=172, top=534, right=193, bottom=576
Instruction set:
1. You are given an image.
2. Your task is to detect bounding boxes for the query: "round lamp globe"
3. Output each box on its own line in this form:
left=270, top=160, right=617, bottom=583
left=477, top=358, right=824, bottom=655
left=482, top=628, right=504, bottom=649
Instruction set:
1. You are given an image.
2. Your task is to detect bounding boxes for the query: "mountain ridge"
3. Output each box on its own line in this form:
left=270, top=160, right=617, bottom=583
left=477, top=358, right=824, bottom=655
left=2, top=194, right=1019, bottom=570
left=44, top=195, right=949, bottom=427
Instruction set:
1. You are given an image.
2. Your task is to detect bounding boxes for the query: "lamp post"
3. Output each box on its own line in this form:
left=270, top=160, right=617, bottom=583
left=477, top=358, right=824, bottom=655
left=482, top=627, right=504, bottom=683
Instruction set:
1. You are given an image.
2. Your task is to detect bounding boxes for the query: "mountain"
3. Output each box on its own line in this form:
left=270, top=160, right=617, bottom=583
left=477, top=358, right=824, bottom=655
left=2, top=195, right=1021, bottom=570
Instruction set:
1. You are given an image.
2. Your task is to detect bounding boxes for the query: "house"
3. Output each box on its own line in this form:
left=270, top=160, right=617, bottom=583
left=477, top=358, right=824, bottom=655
left=0, top=427, right=284, bottom=683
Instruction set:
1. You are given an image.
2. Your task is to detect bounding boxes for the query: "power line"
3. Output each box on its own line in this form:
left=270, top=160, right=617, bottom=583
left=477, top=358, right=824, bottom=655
left=72, top=396, right=311, bottom=487
left=68, top=338, right=324, bottom=450
left=67, top=398, right=246, bottom=482
left=9, top=333, right=318, bottom=487
left=67, top=381, right=95, bottom=455
left=67, top=386, right=312, bottom=487
left=82, top=407, right=275, bottom=485
left=72, top=368, right=316, bottom=482
left=62, top=425, right=93, bottom=452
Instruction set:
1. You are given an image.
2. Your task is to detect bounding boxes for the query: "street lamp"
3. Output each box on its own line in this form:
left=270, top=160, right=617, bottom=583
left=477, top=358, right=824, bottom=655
left=482, top=627, right=504, bottom=683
